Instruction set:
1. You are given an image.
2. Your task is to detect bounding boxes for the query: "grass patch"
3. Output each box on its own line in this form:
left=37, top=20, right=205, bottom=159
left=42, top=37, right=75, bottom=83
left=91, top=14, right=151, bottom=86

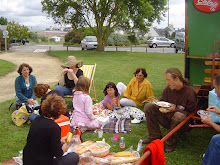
left=0, top=59, right=16, bottom=76
left=0, top=51, right=216, bottom=164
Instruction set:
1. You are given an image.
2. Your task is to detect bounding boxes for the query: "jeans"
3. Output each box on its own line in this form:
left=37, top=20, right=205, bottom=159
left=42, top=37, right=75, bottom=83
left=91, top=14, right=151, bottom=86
left=55, top=86, right=72, bottom=95
left=29, top=114, right=39, bottom=122
left=203, top=134, right=220, bottom=165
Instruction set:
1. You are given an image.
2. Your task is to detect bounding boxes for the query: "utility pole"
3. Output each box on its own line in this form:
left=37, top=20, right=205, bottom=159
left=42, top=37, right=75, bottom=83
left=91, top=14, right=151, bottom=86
left=168, top=0, right=169, bottom=27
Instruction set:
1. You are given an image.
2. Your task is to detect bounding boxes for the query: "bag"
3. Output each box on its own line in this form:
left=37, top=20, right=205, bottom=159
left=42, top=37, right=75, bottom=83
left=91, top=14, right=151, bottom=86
left=12, top=105, right=33, bottom=126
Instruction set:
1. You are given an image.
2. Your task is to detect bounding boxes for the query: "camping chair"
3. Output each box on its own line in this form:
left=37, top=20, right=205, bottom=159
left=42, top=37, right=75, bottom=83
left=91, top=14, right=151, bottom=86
left=65, top=63, right=97, bottom=101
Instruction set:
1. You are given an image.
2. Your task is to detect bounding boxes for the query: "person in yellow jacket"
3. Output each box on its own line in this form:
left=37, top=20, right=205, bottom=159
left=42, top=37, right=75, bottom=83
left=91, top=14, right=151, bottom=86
left=117, top=68, right=154, bottom=107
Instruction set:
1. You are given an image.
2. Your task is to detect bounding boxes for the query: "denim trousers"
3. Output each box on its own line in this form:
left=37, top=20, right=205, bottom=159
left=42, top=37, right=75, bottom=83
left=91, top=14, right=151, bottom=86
left=55, top=85, right=72, bottom=95
left=203, top=134, right=220, bottom=165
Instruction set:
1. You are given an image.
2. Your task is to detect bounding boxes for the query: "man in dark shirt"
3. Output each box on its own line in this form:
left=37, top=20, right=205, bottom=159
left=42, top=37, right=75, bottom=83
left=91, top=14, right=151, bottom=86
left=143, top=67, right=197, bottom=152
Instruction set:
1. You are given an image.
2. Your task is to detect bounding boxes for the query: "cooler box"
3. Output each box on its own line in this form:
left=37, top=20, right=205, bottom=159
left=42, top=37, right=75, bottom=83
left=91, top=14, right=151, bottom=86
left=55, top=115, right=70, bottom=138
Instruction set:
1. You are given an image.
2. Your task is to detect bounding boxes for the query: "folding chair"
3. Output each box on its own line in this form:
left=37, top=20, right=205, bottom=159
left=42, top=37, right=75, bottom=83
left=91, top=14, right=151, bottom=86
left=64, top=63, right=97, bottom=101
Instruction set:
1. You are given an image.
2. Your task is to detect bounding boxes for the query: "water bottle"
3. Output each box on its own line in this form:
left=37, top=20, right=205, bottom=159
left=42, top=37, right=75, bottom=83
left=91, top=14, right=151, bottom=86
left=137, top=139, right=143, bottom=152
left=119, top=137, right=125, bottom=151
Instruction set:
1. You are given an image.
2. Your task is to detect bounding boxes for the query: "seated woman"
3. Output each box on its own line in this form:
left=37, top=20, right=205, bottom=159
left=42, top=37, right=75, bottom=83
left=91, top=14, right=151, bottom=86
left=29, top=84, right=70, bottom=121
left=55, top=56, right=83, bottom=95
left=117, top=68, right=154, bottom=107
left=15, top=63, right=39, bottom=108
left=23, top=94, right=79, bottom=165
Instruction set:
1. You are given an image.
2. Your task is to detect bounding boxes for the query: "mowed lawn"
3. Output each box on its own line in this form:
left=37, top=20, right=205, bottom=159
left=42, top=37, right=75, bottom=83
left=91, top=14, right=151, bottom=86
left=0, top=51, right=216, bottom=164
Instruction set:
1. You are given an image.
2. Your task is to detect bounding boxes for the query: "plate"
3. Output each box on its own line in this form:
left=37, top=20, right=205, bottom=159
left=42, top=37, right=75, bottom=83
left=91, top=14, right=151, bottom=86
left=156, top=101, right=171, bottom=108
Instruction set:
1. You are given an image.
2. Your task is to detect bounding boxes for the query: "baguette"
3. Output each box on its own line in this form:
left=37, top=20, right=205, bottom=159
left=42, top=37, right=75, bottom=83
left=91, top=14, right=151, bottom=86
left=110, top=156, right=139, bottom=164
left=67, top=132, right=73, bottom=143
left=114, top=151, right=135, bottom=157
left=73, top=141, right=94, bottom=155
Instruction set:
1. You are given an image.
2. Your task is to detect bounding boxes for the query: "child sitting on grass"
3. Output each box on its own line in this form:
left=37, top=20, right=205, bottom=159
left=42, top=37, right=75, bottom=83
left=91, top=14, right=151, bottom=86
left=70, top=76, right=99, bottom=130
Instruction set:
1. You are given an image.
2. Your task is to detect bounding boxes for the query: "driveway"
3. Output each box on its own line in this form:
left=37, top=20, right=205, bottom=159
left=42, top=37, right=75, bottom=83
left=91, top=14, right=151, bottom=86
left=0, top=52, right=63, bottom=103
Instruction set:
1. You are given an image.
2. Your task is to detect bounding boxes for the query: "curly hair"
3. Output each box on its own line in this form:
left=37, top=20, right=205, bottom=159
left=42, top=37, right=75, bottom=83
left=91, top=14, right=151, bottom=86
left=33, top=84, right=50, bottom=98
left=75, top=76, right=90, bottom=95
left=17, top=63, right=33, bottom=75
left=103, top=82, right=119, bottom=97
left=41, top=94, right=67, bottom=120
left=133, top=68, right=148, bottom=78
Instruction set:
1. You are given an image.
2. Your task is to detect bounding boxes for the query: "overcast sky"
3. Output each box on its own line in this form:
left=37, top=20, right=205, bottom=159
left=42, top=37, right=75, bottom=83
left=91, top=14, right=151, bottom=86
left=0, top=0, right=185, bottom=30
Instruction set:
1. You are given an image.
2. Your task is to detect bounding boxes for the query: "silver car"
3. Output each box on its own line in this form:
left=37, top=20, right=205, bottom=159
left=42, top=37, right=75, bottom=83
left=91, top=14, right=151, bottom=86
left=148, top=37, right=174, bottom=48
left=81, top=36, right=97, bottom=50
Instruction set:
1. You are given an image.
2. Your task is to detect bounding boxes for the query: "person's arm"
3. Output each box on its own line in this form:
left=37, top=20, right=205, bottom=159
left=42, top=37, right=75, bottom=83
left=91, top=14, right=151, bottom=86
left=201, top=114, right=220, bottom=133
left=51, top=125, right=65, bottom=157
left=144, top=83, right=154, bottom=102
left=207, top=105, right=220, bottom=115
left=15, top=77, right=29, bottom=101
left=58, top=68, right=68, bottom=86
left=85, top=95, right=95, bottom=120
left=67, top=69, right=78, bottom=84
left=117, top=98, right=121, bottom=108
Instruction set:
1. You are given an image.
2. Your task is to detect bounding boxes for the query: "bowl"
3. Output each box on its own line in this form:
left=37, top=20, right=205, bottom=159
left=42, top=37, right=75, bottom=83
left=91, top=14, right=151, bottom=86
left=88, top=142, right=111, bottom=157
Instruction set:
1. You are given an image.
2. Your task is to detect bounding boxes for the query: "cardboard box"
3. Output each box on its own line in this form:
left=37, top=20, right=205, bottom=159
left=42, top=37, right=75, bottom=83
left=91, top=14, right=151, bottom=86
left=55, top=115, right=70, bottom=138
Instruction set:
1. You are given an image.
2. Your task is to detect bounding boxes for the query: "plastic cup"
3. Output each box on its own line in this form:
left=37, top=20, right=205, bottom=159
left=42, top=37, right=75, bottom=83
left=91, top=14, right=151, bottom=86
left=98, top=130, right=103, bottom=138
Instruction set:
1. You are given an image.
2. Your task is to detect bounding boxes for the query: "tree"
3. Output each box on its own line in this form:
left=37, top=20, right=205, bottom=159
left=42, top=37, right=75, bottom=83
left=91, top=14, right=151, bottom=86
left=6, top=21, right=30, bottom=41
left=41, top=0, right=167, bottom=52
left=0, top=17, right=7, bottom=25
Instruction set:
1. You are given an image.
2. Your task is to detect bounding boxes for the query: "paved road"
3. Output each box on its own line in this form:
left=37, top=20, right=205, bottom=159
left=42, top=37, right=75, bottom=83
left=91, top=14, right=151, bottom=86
left=9, top=43, right=183, bottom=53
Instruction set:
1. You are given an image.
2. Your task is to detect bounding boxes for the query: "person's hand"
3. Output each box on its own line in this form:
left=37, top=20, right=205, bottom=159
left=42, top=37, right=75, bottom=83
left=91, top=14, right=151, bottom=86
left=67, top=69, right=74, bottom=74
left=201, top=113, right=213, bottom=126
left=63, top=68, right=68, bottom=74
left=62, top=143, right=69, bottom=153
left=163, top=104, right=176, bottom=113
left=27, top=99, right=35, bottom=105
left=61, top=134, right=69, bottom=144
left=207, top=105, right=220, bottom=115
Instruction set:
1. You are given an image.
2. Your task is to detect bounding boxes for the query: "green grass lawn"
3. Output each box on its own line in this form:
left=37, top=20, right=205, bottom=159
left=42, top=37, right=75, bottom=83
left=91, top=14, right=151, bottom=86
left=0, top=59, right=16, bottom=76
left=0, top=51, right=217, bottom=164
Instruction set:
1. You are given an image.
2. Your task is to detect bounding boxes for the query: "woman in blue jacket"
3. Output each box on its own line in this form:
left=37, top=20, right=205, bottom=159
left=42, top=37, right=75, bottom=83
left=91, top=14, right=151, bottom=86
left=15, top=63, right=38, bottom=106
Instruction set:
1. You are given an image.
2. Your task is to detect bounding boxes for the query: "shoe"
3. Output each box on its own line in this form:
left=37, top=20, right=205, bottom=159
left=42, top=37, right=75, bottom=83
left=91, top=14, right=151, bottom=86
left=142, top=136, right=162, bottom=144
left=131, top=119, right=142, bottom=124
left=165, top=144, right=176, bottom=153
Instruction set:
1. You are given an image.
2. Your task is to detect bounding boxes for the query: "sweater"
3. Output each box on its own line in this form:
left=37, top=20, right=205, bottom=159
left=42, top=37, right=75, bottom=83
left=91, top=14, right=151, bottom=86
left=15, top=74, right=37, bottom=101
left=72, top=91, right=95, bottom=123
left=160, top=85, right=197, bottom=118
left=23, top=116, right=63, bottom=165
left=123, top=77, right=154, bottom=106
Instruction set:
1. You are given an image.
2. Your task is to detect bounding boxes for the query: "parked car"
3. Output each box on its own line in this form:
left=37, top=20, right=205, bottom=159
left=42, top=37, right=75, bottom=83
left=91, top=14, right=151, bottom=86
left=147, top=37, right=175, bottom=48
left=81, top=36, right=97, bottom=50
left=175, top=32, right=185, bottom=53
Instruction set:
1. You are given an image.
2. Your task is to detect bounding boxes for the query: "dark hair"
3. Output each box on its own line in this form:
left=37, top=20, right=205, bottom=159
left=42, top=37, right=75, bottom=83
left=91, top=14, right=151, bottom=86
left=165, top=67, right=189, bottom=85
left=133, top=68, right=148, bottom=78
left=75, top=76, right=90, bottom=95
left=103, top=82, right=119, bottom=96
left=33, top=84, right=50, bottom=98
left=213, top=74, right=220, bottom=86
left=41, top=94, right=67, bottom=120
left=17, top=63, right=33, bottom=75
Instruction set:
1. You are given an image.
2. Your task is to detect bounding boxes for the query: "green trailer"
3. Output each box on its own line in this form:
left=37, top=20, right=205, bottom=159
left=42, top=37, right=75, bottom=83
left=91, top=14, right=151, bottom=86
left=185, top=0, right=220, bottom=89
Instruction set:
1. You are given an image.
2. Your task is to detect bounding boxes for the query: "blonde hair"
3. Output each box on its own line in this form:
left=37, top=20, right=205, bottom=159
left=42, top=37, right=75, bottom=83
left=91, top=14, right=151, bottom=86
left=75, top=76, right=90, bottom=94
left=166, top=67, right=189, bottom=85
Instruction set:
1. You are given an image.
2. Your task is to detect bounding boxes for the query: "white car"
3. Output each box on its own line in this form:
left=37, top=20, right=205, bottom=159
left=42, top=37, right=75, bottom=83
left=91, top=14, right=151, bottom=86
left=148, top=37, right=175, bottom=48
left=81, top=36, right=97, bottom=50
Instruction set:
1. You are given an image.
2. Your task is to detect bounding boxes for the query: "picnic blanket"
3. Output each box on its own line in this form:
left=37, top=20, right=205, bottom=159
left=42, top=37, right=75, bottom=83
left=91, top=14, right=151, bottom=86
left=101, top=118, right=131, bottom=133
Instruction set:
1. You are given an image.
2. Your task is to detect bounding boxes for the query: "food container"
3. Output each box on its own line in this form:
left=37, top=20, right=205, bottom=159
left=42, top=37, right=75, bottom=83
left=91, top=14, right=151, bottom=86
left=88, top=141, right=111, bottom=157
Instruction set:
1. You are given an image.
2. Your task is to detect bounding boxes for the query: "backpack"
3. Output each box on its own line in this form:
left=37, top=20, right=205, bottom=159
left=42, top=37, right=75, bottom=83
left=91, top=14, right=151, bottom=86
left=11, top=105, right=34, bottom=126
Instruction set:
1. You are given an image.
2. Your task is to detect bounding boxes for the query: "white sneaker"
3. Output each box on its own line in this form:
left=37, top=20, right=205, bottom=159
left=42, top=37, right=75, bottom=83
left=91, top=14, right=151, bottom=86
left=131, top=119, right=141, bottom=124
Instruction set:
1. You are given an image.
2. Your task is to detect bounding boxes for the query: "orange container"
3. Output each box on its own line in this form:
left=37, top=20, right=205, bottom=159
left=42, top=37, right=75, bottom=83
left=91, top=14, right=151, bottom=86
left=55, top=115, right=70, bottom=138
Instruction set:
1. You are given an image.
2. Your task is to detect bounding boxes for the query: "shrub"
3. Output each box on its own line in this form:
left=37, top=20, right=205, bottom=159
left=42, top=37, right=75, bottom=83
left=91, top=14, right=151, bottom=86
left=118, top=42, right=124, bottom=46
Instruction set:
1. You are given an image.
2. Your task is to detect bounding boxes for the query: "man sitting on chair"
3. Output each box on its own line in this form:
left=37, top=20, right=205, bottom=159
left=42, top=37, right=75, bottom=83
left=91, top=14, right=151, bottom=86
left=143, top=67, right=197, bottom=152
left=202, top=74, right=220, bottom=165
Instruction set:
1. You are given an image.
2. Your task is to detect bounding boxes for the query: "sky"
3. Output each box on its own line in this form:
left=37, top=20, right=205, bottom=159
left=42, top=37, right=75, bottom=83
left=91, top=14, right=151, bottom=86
left=0, top=0, right=185, bottom=30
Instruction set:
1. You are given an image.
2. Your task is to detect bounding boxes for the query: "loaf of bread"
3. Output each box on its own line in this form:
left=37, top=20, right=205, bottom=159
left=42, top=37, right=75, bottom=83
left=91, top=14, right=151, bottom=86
left=110, top=156, right=139, bottom=164
left=72, top=141, right=94, bottom=155
left=114, top=151, right=135, bottom=157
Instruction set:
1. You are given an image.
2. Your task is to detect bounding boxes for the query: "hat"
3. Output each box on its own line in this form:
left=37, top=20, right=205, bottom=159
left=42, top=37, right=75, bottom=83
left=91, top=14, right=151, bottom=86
left=61, top=56, right=83, bottom=68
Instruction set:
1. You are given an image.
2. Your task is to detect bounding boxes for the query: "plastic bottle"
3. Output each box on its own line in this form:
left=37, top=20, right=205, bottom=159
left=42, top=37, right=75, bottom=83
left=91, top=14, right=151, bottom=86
left=137, top=139, right=143, bottom=152
left=119, top=137, right=125, bottom=151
